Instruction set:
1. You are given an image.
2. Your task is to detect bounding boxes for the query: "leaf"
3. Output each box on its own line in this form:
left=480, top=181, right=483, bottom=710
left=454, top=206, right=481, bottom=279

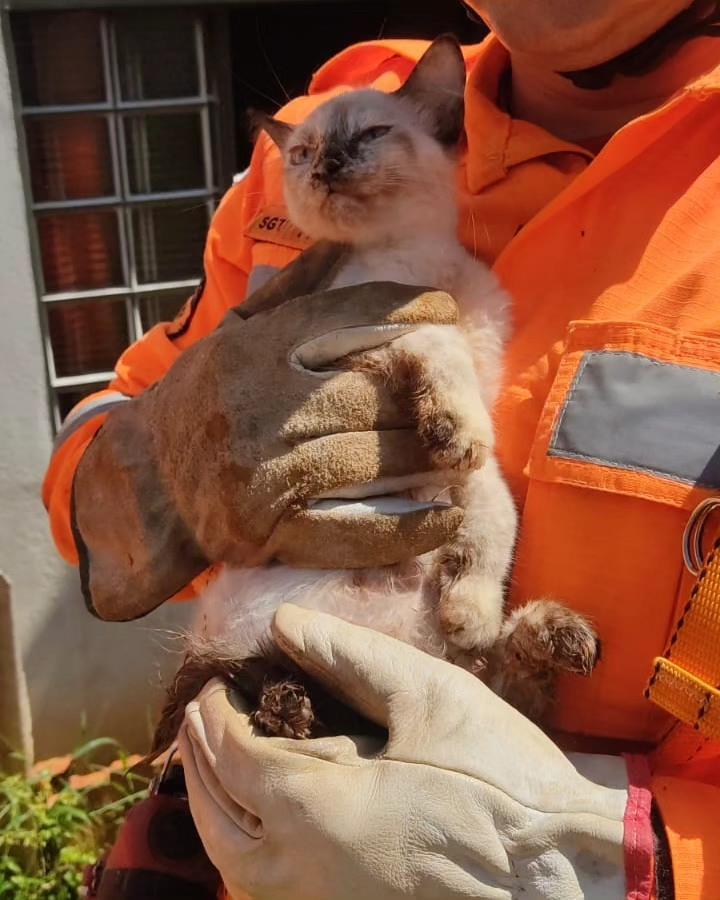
left=90, top=789, right=148, bottom=818
left=71, top=737, right=122, bottom=760
left=0, top=735, right=144, bottom=897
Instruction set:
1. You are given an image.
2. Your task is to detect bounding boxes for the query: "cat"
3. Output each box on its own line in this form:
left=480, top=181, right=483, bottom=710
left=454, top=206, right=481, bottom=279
left=150, top=37, right=599, bottom=756
left=255, top=34, right=514, bottom=651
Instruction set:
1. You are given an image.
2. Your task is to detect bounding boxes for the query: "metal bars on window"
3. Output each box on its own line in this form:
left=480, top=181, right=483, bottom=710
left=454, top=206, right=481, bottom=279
left=12, top=9, right=225, bottom=430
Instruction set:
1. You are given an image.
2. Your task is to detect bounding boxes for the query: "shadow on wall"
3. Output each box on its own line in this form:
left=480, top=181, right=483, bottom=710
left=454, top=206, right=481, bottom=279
left=24, top=566, right=194, bottom=758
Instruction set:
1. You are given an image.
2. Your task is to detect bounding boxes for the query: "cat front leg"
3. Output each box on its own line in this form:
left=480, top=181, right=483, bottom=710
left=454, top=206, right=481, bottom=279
left=342, top=323, right=512, bottom=651
left=435, top=458, right=518, bottom=651
left=353, top=324, right=495, bottom=471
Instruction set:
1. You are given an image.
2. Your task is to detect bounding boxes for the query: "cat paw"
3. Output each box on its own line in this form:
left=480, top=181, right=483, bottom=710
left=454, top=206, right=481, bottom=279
left=501, top=600, right=601, bottom=676
left=252, top=677, right=315, bottom=739
left=420, top=410, right=491, bottom=471
left=437, top=571, right=504, bottom=652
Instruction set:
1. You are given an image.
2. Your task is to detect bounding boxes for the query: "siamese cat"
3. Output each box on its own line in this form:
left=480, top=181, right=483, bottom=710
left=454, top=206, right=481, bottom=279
left=151, top=37, right=599, bottom=756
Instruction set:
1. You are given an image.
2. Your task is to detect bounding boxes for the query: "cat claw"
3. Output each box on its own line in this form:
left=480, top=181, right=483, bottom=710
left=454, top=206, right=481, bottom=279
left=421, top=413, right=491, bottom=471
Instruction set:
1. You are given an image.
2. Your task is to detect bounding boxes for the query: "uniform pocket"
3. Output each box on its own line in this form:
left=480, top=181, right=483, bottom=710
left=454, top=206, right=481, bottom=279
left=528, top=320, right=720, bottom=507
left=512, top=320, right=720, bottom=742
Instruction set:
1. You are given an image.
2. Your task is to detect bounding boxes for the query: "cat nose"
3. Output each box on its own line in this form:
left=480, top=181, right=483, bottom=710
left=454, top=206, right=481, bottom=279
left=323, top=156, right=343, bottom=175
left=313, top=156, right=345, bottom=183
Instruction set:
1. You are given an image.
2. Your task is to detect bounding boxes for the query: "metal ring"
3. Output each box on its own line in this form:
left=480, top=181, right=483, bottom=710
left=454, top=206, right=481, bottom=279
left=682, top=498, right=720, bottom=576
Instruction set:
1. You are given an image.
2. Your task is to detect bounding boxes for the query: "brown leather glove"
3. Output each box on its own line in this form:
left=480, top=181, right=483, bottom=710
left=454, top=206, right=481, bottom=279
left=73, top=244, right=463, bottom=621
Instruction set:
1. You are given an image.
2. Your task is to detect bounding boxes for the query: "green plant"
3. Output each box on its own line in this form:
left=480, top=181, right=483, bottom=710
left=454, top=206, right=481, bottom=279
left=0, top=738, right=149, bottom=899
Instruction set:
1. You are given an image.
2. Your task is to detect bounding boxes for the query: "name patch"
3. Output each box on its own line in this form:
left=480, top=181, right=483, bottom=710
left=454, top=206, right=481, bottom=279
left=244, top=205, right=313, bottom=251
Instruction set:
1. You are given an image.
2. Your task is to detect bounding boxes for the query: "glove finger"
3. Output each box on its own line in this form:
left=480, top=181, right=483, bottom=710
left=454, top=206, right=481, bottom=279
left=261, top=429, right=463, bottom=568
left=242, top=281, right=458, bottom=359
left=179, top=724, right=269, bottom=900
left=281, top=370, right=412, bottom=442
left=179, top=716, right=264, bottom=841
left=266, top=429, right=448, bottom=506
left=271, top=500, right=462, bottom=568
left=271, top=605, right=456, bottom=729
left=296, top=281, right=458, bottom=332
left=182, top=679, right=289, bottom=821
left=183, top=678, right=354, bottom=817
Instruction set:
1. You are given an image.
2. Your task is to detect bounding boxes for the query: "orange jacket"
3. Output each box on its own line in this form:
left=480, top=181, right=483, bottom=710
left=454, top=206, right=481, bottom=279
left=44, top=34, right=720, bottom=897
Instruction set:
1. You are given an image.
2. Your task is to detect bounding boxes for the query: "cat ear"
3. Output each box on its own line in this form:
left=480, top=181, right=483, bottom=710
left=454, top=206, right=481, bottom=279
left=396, top=35, right=466, bottom=147
left=249, top=109, right=295, bottom=150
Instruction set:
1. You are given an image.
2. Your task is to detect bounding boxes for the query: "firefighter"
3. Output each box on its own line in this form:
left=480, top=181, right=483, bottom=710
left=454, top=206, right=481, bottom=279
left=45, top=0, right=720, bottom=896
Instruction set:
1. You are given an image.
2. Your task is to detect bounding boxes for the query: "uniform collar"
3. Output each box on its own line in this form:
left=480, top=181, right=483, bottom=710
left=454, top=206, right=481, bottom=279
left=464, top=32, right=720, bottom=194
left=464, top=36, right=593, bottom=194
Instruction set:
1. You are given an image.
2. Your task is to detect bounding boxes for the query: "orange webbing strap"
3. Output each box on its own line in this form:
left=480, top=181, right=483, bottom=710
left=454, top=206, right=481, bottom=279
left=646, top=499, right=720, bottom=740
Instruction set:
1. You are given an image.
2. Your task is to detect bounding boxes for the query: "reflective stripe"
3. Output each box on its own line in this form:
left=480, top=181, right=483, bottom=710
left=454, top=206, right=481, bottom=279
left=247, top=264, right=280, bottom=296
left=53, top=392, right=130, bottom=452
left=550, top=350, right=720, bottom=488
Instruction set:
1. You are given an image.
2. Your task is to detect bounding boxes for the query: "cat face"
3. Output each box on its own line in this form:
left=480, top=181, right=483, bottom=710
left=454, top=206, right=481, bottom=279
left=254, top=36, right=466, bottom=244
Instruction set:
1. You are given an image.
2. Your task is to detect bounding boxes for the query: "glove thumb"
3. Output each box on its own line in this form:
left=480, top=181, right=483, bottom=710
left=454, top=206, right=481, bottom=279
left=271, top=604, right=451, bottom=730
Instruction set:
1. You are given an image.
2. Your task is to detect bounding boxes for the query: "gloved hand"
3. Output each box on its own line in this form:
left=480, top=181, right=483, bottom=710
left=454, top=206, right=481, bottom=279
left=179, top=605, right=633, bottom=900
left=72, top=243, right=463, bottom=621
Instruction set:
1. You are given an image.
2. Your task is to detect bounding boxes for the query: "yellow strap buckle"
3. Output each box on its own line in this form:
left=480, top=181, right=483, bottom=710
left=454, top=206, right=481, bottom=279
left=647, top=498, right=720, bottom=738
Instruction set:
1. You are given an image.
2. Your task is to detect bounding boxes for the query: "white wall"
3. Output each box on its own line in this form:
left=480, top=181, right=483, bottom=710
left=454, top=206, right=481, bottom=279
left=0, top=16, right=193, bottom=761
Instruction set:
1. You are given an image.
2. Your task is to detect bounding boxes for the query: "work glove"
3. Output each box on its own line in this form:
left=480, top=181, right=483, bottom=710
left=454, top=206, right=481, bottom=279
left=179, top=605, right=633, bottom=900
left=72, top=243, right=463, bottom=621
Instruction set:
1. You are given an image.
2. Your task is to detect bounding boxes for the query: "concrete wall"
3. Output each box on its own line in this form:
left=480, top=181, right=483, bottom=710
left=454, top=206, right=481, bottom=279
left=0, top=15, right=192, bottom=761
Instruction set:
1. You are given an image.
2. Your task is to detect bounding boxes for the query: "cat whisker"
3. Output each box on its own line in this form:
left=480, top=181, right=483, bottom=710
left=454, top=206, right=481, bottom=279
left=233, top=74, right=284, bottom=111
left=254, top=15, right=290, bottom=103
left=470, top=212, right=479, bottom=258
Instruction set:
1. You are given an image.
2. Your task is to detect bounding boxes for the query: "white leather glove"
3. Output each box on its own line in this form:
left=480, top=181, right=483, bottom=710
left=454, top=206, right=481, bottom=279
left=178, top=605, right=631, bottom=900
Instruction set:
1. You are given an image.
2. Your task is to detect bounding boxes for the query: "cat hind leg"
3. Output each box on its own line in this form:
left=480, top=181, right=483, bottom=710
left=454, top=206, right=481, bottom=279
left=252, top=676, right=316, bottom=738
left=488, top=599, right=601, bottom=723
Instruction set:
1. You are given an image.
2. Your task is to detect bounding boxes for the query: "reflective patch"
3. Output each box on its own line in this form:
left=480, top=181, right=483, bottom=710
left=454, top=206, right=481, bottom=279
left=247, top=264, right=280, bottom=295
left=550, top=351, right=720, bottom=488
left=167, top=278, right=205, bottom=339
left=53, top=392, right=130, bottom=451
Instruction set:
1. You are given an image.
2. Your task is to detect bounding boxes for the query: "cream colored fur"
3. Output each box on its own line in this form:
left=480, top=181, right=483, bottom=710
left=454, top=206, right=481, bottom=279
left=197, top=559, right=446, bottom=661
left=199, top=38, right=517, bottom=656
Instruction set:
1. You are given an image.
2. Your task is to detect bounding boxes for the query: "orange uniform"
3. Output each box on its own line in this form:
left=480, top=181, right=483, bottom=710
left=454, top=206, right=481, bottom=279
left=44, top=34, right=720, bottom=897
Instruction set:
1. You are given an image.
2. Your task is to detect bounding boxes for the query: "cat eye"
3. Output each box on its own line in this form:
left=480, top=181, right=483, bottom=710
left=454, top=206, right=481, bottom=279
left=359, top=125, right=392, bottom=142
left=288, top=144, right=312, bottom=165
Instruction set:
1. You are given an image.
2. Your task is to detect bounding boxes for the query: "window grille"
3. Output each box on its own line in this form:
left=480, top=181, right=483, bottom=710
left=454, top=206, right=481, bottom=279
left=11, top=8, right=230, bottom=430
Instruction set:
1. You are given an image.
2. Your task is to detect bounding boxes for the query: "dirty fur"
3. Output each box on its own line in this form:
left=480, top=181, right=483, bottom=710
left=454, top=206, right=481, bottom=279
left=150, top=634, right=384, bottom=758
left=151, top=572, right=599, bottom=755
left=484, top=600, right=602, bottom=722
left=151, top=39, right=601, bottom=754
left=255, top=35, right=514, bottom=653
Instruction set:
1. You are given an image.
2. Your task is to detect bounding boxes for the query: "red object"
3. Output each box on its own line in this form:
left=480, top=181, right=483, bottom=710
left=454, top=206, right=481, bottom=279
left=623, top=754, right=655, bottom=900
left=85, top=765, right=221, bottom=899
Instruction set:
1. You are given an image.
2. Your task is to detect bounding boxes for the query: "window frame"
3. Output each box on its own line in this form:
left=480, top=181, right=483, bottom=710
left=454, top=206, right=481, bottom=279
left=5, top=0, right=294, bottom=7
left=5, top=6, right=234, bottom=431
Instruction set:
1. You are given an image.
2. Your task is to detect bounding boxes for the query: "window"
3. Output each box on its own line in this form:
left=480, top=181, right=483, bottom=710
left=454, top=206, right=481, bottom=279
left=10, top=1, right=483, bottom=430
left=11, top=8, right=231, bottom=429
